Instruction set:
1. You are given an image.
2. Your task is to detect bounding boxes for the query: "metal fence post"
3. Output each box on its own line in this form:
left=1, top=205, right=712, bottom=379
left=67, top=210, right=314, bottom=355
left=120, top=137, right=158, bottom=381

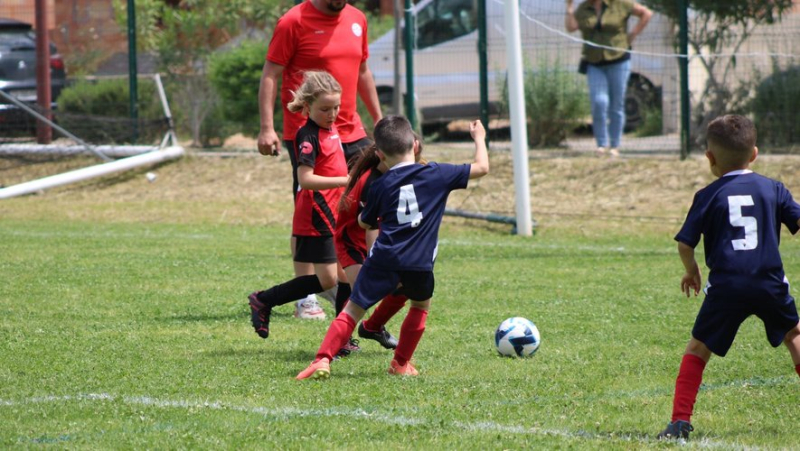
left=478, top=0, right=489, bottom=148
left=404, top=0, right=417, bottom=131
left=127, top=0, right=139, bottom=142
left=678, top=0, right=690, bottom=159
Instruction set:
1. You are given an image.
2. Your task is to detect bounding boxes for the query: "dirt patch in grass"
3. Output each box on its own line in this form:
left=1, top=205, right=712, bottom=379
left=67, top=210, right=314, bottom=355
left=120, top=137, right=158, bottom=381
left=4, top=144, right=800, bottom=236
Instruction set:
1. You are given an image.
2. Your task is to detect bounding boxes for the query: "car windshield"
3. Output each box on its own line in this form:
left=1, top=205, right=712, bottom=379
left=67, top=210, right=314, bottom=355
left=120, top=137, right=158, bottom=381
left=0, top=30, right=35, bottom=50
left=416, top=0, right=477, bottom=49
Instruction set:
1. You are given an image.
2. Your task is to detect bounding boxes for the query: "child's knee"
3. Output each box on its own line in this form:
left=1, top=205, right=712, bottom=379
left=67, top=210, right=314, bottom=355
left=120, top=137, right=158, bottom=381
left=409, top=299, right=431, bottom=311
left=783, top=322, right=800, bottom=344
left=685, top=338, right=712, bottom=361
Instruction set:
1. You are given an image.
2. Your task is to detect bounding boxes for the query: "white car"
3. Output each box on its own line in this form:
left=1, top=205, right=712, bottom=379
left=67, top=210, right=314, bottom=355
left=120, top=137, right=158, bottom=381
left=369, top=0, right=678, bottom=132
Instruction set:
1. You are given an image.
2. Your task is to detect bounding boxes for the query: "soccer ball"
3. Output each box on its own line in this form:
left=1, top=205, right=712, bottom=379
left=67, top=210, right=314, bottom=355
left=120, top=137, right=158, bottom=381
left=495, top=317, right=541, bottom=357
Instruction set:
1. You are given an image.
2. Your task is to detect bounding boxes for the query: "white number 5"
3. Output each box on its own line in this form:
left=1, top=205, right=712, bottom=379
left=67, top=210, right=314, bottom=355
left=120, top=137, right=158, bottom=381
left=397, top=184, right=423, bottom=227
left=728, top=195, right=757, bottom=251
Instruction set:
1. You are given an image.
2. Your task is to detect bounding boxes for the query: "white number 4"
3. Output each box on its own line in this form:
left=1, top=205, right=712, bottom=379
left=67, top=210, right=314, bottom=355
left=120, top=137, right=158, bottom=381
left=397, top=184, right=423, bottom=227
left=728, top=195, right=757, bottom=251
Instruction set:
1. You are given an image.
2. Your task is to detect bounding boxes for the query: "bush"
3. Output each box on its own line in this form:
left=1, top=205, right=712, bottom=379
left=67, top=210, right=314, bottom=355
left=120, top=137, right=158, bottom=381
left=208, top=40, right=279, bottom=138
left=750, top=65, right=800, bottom=148
left=501, top=58, right=590, bottom=148
left=56, top=78, right=165, bottom=144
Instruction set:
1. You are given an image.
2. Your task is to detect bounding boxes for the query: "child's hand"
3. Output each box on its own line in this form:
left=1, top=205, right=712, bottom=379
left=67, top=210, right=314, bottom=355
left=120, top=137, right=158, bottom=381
left=469, top=120, right=486, bottom=142
left=680, top=267, right=702, bottom=298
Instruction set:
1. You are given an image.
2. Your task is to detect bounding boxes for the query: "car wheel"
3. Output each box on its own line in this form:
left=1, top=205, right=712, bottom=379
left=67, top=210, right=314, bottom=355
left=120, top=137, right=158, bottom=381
left=625, top=75, right=660, bottom=132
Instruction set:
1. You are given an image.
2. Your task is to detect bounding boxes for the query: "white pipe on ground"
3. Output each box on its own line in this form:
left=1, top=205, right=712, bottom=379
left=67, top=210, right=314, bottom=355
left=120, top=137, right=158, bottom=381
left=0, top=144, right=159, bottom=158
left=0, top=146, right=184, bottom=200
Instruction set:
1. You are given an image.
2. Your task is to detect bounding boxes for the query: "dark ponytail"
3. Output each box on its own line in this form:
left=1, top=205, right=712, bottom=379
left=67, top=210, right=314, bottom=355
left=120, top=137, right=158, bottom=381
left=340, top=144, right=381, bottom=211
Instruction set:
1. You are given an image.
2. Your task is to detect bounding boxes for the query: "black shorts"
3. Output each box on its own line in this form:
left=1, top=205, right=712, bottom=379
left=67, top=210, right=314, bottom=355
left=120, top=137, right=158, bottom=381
left=350, top=265, right=434, bottom=309
left=342, top=137, right=373, bottom=167
left=293, top=235, right=337, bottom=264
left=692, top=278, right=800, bottom=357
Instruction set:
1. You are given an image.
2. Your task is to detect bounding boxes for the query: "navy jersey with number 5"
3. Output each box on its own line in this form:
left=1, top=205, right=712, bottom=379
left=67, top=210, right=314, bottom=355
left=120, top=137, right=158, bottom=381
left=360, top=162, right=471, bottom=271
left=675, top=171, right=800, bottom=285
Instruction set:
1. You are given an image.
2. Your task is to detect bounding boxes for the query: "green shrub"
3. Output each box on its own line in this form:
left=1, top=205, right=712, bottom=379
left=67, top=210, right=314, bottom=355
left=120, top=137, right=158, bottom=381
left=208, top=40, right=280, bottom=138
left=56, top=78, right=164, bottom=144
left=634, top=106, right=663, bottom=138
left=750, top=65, right=800, bottom=148
left=500, top=58, right=590, bottom=148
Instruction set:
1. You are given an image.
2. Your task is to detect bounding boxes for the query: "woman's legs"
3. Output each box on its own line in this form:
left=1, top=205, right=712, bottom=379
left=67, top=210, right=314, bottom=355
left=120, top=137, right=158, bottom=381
left=587, top=64, right=610, bottom=149
left=606, top=59, right=631, bottom=149
left=587, top=60, right=631, bottom=150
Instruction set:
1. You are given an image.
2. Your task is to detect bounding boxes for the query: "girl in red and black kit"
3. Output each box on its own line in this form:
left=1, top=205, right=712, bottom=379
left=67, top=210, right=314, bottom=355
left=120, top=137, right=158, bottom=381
left=248, top=71, right=351, bottom=340
left=335, top=136, right=425, bottom=351
left=337, top=146, right=407, bottom=350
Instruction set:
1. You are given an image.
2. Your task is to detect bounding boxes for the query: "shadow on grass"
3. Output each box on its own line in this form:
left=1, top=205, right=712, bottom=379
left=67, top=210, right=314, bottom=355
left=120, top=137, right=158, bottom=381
left=159, top=309, right=295, bottom=323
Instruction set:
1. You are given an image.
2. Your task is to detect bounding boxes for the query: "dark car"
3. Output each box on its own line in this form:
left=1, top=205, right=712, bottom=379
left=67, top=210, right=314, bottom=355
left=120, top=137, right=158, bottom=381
left=0, top=18, right=66, bottom=131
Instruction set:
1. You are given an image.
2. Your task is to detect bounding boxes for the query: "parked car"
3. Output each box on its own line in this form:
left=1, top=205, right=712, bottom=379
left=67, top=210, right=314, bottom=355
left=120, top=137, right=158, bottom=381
left=0, top=18, right=66, bottom=131
left=369, top=0, right=676, bottom=132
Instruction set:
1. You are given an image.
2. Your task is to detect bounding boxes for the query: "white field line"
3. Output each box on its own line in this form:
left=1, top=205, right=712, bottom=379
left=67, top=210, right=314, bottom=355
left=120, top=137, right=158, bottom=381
left=0, top=393, right=756, bottom=449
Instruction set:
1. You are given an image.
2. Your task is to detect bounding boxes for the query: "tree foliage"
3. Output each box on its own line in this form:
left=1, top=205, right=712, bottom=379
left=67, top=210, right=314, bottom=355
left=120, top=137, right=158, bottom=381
left=641, top=0, right=793, bottom=147
left=111, top=0, right=289, bottom=145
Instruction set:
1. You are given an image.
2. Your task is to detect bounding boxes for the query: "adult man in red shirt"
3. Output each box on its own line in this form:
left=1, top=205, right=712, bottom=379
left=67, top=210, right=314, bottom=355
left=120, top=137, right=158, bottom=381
left=256, top=0, right=383, bottom=320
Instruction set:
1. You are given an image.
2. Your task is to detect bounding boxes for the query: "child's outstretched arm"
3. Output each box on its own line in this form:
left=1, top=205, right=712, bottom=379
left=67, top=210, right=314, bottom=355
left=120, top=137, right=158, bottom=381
left=468, top=120, right=489, bottom=179
left=298, top=166, right=349, bottom=190
left=678, top=241, right=702, bottom=297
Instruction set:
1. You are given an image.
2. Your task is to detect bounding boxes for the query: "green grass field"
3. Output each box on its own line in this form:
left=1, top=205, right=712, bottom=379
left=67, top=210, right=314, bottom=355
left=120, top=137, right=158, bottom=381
left=2, top=152, right=800, bottom=449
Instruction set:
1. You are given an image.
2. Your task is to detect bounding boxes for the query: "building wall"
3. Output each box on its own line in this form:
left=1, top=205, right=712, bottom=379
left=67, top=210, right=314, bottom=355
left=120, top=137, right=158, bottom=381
left=0, top=0, right=55, bottom=28
left=1, top=0, right=127, bottom=74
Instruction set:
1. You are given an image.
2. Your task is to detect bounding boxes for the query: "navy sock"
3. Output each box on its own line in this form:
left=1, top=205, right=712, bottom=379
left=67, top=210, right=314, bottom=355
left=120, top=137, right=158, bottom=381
left=335, top=282, right=351, bottom=315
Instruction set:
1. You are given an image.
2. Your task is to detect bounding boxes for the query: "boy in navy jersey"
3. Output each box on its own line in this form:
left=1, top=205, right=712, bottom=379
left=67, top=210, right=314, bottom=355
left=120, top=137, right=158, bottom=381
left=658, top=115, right=800, bottom=440
left=296, top=115, right=490, bottom=380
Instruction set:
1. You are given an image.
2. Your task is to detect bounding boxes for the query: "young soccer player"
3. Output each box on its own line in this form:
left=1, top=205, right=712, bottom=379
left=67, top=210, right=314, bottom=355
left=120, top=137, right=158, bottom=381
left=658, top=115, right=800, bottom=440
left=296, top=115, right=489, bottom=380
left=335, top=140, right=426, bottom=351
left=248, top=71, right=351, bottom=340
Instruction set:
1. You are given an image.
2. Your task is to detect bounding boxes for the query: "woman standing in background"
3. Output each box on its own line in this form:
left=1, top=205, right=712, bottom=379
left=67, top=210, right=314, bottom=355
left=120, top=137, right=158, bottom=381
left=565, top=0, right=652, bottom=157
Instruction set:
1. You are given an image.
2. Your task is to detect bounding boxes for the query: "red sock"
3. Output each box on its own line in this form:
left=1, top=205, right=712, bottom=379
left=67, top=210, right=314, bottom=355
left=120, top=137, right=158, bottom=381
left=363, top=294, right=407, bottom=331
left=393, top=307, right=428, bottom=366
left=795, top=363, right=800, bottom=378
left=315, top=312, right=356, bottom=362
left=671, top=354, right=707, bottom=422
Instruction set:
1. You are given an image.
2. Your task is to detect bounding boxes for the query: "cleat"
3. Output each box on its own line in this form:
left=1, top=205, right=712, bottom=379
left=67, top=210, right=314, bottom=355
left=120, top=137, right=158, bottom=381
left=358, top=322, right=398, bottom=349
left=294, top=296, right=326, bottom=320
left=657, top=420, right=693, bottom=441
left=388, top=359, right=419, bottom=376
left=334, top=338, right=360, bottom=359
left=248, top=292, right=271, bottom=339
left=296, top=359, right=331, bottom=380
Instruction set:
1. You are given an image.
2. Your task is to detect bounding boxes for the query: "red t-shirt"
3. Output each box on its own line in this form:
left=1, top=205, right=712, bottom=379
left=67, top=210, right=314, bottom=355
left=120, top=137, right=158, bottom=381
left=292, top=118, right=348, bottom=237
left=335, top=167, right=381, bottom=266
left=267, top=1, right=369, bottom=143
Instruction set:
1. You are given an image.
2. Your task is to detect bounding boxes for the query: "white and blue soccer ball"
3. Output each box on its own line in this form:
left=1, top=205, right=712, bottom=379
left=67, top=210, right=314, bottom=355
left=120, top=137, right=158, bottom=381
left=495, top=317, right=541, bottom=357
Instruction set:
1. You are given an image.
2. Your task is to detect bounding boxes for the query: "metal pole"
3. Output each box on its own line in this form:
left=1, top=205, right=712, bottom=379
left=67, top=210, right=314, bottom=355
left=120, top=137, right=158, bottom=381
left=127, top=0, right=139, bottom=142
left=478, top=0, right=489, bottom=148
left=34, top=0, right=52, bottom=144
left=504, top=0, right=532, bottom=236
left=392, top=0, right=402, bottom=115
left=403, top=0, right=417, bottom=130
left=0, top=90, right=111, bottom=161
left=678, top=0, right=690, bottom=159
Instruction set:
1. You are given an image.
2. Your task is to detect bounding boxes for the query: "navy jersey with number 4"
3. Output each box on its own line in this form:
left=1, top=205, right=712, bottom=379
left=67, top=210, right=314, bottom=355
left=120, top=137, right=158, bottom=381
left=360, top=162, right=471, bottom=271
left=675, top=171, right=800, bottom=285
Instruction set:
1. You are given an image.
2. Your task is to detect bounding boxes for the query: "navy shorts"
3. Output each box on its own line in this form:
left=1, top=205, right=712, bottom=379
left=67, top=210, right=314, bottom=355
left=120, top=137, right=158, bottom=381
left=692, top=278, right=800, bottom=357
left=293, top=235, right=337, bottom=264
left=350, top=265, right=434, bottom=309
